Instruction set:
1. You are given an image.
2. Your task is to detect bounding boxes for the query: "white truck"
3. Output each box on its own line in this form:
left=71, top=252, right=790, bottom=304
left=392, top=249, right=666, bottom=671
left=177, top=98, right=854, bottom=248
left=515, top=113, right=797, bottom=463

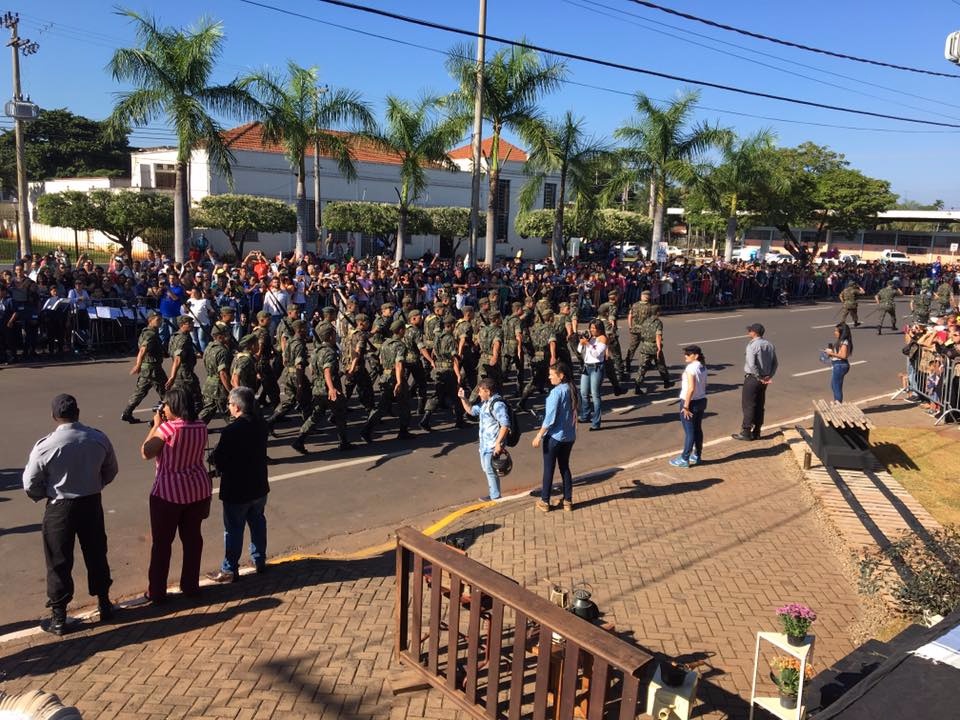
left=880, top=249, right=911, bottom=264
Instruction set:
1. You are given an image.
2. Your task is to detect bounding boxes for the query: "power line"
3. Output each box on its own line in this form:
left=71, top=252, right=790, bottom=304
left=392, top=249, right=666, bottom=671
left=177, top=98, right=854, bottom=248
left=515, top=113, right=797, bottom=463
left=568, top=0, right=960, bottom=115
left=624, top=0, right=960, bottom=79
left=282, top=0, right=960, bottom=128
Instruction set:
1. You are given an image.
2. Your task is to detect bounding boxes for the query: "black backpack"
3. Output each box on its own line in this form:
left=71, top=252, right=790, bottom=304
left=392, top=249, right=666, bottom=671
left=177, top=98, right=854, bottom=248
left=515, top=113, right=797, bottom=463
left=489, top=398, right=522, bottom=447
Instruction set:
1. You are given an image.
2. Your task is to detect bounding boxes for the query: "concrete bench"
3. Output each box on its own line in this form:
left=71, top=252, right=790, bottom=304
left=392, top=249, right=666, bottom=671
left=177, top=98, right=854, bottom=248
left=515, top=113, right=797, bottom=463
left=811, top=400, right=875, bottom=470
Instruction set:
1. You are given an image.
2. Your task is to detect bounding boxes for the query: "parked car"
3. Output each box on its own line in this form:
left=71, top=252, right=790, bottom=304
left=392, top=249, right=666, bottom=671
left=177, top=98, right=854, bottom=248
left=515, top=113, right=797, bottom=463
left=764, top=249, right=792, bottom=264
left=619, top=242, right=641, bottom=257
left=880, top=249, right=911, bottom=264
left=667, top=245, right=683, bottom=257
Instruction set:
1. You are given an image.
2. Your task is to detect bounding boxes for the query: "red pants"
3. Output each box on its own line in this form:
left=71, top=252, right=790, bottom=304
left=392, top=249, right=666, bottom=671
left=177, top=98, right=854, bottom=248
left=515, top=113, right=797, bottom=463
left=148, top=494, right=211, bottom=601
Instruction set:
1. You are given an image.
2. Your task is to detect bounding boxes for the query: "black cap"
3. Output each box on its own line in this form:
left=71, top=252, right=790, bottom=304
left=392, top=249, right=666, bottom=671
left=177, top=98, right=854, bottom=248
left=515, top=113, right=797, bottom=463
left=746, top=323, right=765, bottom=336
left=52, top=393, right=79, bottom=419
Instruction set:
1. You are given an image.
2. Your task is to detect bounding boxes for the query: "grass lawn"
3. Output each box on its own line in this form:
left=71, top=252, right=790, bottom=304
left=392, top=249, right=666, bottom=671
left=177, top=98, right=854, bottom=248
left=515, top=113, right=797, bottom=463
left=871, top=426, right=960, bottom=527
left=0, top=237, right=116, bottom=265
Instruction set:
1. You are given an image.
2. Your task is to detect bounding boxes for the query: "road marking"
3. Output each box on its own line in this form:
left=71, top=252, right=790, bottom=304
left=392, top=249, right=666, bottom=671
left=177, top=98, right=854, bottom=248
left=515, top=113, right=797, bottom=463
left=792, top=360, right=867, bottom=377
left=676, top=335, right=745, bottom=345
left=789, top=306, right=835, bottom=313
left=684, top=313, right=742, bottom=323
left=613, top=396, right=680, bottom=414
left=811, top=323, right=838, bottom=329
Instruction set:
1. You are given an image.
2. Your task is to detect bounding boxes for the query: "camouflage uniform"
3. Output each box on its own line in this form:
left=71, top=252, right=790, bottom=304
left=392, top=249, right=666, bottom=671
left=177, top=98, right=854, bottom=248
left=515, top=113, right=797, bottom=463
left=342, top=321, right=375, bottom=411
left=634, top=312, right=672, bottom=393
left=294, top=339, right=350, bottom=451
left=520, top=314, right=556, bottom=408
left=420, top=320, right=465, bottom=430
left=402, top=312, right=430, bottom=412
left=230, top=340, right=259, bottom=392
left=361, top=323, right=411, bottom=441
left=122, top=323, right=167, bottom=418
left=501, top=305, right=524, bottom=391
left=168, top=328, right=201, bottom=409
left=625, top=297, right=652, bottom=373
left=455, top=314, right=478, bottom=392
left=597, top=294, right=623, bottom=377
left=469, top=317, right=503, bottom=403
left=266, top=324, right=309, bottom=429
left=252, top=320, right=281, bottom=408
left=875, top=284, right=900, bottom=334
left=199, top=337, right=233, bottom=423
left=935, top=280, right=954, bottom=315
left=912, top=282, right=933, bottom=325
left=839, top=284, right=863, bottom=326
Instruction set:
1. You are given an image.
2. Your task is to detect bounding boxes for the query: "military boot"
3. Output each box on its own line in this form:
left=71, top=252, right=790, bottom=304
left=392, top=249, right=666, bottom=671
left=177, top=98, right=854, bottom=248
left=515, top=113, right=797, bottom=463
left=291, top=435, right=307, bottom=455
left=41, top=606, right=67, bottom=636
left=419, top=411, right=432, bottom=432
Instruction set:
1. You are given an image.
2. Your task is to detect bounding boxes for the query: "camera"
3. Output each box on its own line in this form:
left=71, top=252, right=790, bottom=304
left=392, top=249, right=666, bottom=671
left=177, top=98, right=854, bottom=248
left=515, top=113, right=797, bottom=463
left=580, top=330, right=591, bottom=339
left=152, top=401, right=166, bottom=421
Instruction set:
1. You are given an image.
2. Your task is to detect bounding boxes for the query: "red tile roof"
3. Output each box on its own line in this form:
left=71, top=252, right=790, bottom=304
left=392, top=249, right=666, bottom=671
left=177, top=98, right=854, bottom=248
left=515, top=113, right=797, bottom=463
left=222, top=122, right=408, bottom=166
left=449, top=136, right=528, bottom=163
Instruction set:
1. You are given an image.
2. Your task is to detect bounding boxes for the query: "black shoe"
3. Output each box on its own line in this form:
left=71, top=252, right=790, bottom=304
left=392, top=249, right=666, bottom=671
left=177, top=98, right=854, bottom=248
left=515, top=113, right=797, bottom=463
left=361, top=427, right=374, bottom=444
left=518, top=398, right=528, bottom=411
left=588, top=426, right=601, bottom=431
left=337, top=441, right=356, bottom=452
left=877, top=329, right=882, bottom=335
left=41, top=607, right=68, bottom=636
left=397, top=429, right=415, bottom=440
left=255, top=563, right=268, bottom=575
left=634, top=385, right=646, bottom=396
left=731, top=432, right=755, bottom=441
left=454, top=420, right=468, bottom=429
left=613, top=386, right=626, bottom=396
left=663, top=380, right=676, bottom=390
left=98, top=595, right=114, bottom=623
left=419, top=416, right=432, bottom=431
left=290, top=438, right=307, bottom=455
left=206, top=570, right=239, bottom=584
left=854, top=322, right=861, bottom=327
left=121, top=413, right=141, bottom=424
left=752, top=432, right=761, bottom=440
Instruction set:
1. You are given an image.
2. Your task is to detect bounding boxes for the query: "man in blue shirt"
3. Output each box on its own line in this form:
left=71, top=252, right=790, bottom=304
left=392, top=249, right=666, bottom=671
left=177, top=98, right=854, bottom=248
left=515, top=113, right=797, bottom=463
left=158, top=273, right=186, bottom=349
left=458, top=378, right=510, bottom=502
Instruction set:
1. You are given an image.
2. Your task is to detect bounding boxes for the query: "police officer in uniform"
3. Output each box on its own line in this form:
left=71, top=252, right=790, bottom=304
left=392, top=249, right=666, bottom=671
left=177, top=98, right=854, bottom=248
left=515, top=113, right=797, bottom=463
left=292, top=325, right=353, bottom=454
left=634, top=305, right=673, bottom=395
left=199, top=324, right=234, bottom=424
left=597, top=290, right=624, bottom=379
left=266, top=319, right=310, bottom=433
left=519, top=309, right=557, bottom=410
left=420, top=315, right=466, bottom=431
left=361, top=319, right=413, bottom=443
left=875, top=280, right=902, bottom=335
left=343, top=313, right=375, bottom=412
left=122, top=311, right=167, bottom=423
left=470, top=310, right=503, bottom=403
left=625, top=290, right=653, bottom=375
left=252, top=310, right=281, bottom=409
left=231, top=334, right=259, bottom=390
left=166, top=315, right=202, bottom=410
left=839, top=281, right=865, bottom=327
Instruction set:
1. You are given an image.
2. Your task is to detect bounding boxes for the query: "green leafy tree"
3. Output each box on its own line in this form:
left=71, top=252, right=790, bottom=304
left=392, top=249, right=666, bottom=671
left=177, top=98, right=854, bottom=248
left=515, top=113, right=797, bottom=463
left=244, top=62, right=374, bottom=257
left=107, top=9, right=258, bottom=264
left=595, top=209, right=652, bottom=248
left=193, top=194, right=297, bottom=258
left=364, top=96, right=462, bottom=262
left=614, top=90, right=728, bottom=259
left=0, top=109, right=131, bottom=190
left=515, top=209, right=574, bottom=240
left=37, top=189, right=173, bottom=256
left=324, top=201, right=430, bottom=253
left=519, top=112, right=609, bottom=265
left=445, top=42, right=565, bottom=264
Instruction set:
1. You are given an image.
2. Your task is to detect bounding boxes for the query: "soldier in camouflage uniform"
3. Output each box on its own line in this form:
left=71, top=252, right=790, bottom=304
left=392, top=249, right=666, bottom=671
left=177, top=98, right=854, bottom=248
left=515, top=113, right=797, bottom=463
left=597, top=290, right=624, bottom=379
left=313, top=305, right=338, bottom=345
left=874, top=280, right=902, bottom=335
left=275, top=304, right=300, bottom=361
left=122, top=311, right=167, bottom=422
left=566, top=294, right=581, bottom=365
left=403, top=309, right=432, bottom=413
left=342, top=313, right=376, bottom=412
left=555, top=302, right=574, bottom=367
left=423, top=300, right=445, bottom=349
left=625, top=290, right=653, bottom=375
left=911, top=279, right=934, bottom=325
left=219, top=305, right=240, bottom=347
left=519, top=309, right=557, bottom=410
left=265, top=319, right=310, bottom=433
left=935, top=278, right=955, bottom=316
left=501, top=302, right=525, bottom=393
left=199, top=324, right=234, bottom=423
left=456, top=306, right=479, bottom=393
left=252, top=310, right=281, bottom=409
left=166, top=315, right=202, bottom=411
left=292, top=325, right=353, bottom=454
left=469, top=311, right=503, bottom=403
left=633, top=305, right=673, bottom=395
left=360, top=320, right=412, bottom=443
left=230, top=334, right=259, bottom=391
left=420, top=315, right=466, bottom=431
left=839, top=282, right=865, bottom=327
left=370, top=302, right=396, bottom=353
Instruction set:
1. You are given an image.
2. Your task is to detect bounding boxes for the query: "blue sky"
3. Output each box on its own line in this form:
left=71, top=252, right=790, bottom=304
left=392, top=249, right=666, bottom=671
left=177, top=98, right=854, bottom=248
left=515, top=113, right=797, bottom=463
left=8, top=0, right=960, bottom=206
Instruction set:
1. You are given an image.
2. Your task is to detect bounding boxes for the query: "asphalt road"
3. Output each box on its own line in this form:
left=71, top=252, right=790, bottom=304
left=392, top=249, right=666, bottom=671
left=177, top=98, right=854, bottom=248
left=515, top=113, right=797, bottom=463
left=0, top=298, right=910, bottom=628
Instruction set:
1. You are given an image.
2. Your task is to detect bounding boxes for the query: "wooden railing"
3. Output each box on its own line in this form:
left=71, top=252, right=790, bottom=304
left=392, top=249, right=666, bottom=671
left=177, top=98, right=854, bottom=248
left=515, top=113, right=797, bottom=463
left=395, top=527, right=652, bottom=719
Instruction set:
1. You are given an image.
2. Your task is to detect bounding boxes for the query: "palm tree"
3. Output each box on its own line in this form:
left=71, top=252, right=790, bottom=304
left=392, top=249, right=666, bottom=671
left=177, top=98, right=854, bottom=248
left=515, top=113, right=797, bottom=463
left=519, top=112, right=610, bottom=266
left=245, top=62, right=375, bottom=257
left=446, top=43, right=565, bottom=265
left=365, top=96, right=463, bottom=263
left=107, top=10, right=258, bottom=264
left=703, top=130, right=779, bottom=261
left=614, top=90, right=728, bottom=260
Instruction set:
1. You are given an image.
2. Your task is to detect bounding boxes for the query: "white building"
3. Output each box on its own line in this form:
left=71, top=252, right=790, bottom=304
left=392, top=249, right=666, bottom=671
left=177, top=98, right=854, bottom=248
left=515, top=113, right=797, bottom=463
left=129, top=122, right=562, bottom=260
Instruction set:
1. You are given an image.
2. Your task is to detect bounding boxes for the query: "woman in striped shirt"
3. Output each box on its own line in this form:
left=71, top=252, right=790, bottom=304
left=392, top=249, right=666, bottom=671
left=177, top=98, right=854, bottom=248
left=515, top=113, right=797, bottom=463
left=141, top=387, right=211, bottom=603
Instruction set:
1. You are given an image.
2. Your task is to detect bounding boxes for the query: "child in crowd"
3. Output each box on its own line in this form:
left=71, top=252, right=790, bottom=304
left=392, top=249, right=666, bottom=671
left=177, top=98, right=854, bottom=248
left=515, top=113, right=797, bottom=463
left=923, top=358, right=943, bottom=415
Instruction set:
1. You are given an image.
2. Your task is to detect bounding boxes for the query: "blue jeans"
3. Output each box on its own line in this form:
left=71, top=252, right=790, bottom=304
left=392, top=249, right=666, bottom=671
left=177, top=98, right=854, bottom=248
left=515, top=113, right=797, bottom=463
left=541, top=436, right=574, bottom=502
left=220, top=496, right=268, bottom=574
left=191, top=327, right=209, bottom=353
left=158, top=317, right=175, bottom=349
left=479, top=451, right=501, bottom=499
left=831, top=361, right=849, bottom=402
left=680, top=397, right=707, bottom=461
left=579, top=364, right=603, bottom=428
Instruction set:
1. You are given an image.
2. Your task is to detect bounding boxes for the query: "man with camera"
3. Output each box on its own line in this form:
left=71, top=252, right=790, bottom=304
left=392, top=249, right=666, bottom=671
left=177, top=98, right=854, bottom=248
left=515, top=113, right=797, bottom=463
left=208, top=387, right=269, bottom=583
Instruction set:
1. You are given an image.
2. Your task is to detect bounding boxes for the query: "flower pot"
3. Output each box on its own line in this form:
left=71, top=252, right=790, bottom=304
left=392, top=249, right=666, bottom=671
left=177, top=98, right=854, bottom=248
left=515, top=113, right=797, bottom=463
left=779, top=691, right=798, bottom=709
left=786, top=633, right=807, bottom=647
left=661, top=662, right=686, bottom=687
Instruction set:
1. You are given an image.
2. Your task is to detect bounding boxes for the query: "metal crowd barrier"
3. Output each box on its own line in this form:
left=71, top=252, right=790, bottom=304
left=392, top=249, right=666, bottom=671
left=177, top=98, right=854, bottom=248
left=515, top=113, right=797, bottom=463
left=893, top=343, right=960, bottom=425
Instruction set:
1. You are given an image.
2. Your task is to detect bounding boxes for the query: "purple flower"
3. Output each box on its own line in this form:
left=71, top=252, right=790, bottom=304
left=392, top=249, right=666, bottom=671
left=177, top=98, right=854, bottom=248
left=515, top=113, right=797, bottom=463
left=776, top=603, right=817, bottom=622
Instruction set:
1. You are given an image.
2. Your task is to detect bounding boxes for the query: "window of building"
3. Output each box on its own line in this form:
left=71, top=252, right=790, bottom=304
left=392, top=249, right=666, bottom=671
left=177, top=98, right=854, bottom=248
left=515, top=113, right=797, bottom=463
left=154, top=163, right=176, bottom=189
left=496, top=178, right=510, bottom=242
left=543, top=182, right=557, bottom=210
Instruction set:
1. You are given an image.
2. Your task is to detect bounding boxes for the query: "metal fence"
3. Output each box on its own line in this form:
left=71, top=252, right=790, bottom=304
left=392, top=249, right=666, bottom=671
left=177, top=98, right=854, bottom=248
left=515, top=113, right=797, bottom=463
left=894, top=344, right=960, bottom=425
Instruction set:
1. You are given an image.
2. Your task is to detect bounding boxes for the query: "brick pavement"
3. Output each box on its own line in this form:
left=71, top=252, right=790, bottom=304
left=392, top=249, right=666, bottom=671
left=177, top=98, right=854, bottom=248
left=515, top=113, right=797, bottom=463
left=0, top=434, right=865, bottom=720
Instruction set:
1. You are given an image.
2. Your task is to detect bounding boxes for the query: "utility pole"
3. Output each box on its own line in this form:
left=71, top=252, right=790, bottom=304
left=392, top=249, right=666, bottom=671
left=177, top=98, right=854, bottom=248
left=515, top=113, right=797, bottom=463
left=467, top=0, right=487, bottom=268
left=2, top=12, right=39, bottom=260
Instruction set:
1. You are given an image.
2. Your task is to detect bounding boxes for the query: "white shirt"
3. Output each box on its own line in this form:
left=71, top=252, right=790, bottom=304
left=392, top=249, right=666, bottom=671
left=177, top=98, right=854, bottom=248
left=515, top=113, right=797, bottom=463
left=262, top=288, right=290, bottom=316
left=184, top=297, right=215, bottom=326
left=680, top=360, right=707, bottom=402
left=578, top=337, right=607, bottom=365
left=67, top=288, right=90, bottom=309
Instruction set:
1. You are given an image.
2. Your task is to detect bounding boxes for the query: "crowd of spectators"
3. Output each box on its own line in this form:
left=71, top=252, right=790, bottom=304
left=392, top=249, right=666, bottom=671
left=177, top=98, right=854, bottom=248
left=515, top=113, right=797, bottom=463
left=0, top=241, right=957, bottom=363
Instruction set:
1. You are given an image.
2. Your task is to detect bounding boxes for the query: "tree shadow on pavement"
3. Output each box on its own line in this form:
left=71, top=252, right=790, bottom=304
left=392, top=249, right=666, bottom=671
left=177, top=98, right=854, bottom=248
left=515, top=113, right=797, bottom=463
left=574, top=478, right=723, bottom=511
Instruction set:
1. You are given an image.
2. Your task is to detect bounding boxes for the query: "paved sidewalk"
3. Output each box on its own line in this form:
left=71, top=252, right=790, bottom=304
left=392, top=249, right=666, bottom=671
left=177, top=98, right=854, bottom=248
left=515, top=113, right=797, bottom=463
left=0, top=435, right=865, bottom=720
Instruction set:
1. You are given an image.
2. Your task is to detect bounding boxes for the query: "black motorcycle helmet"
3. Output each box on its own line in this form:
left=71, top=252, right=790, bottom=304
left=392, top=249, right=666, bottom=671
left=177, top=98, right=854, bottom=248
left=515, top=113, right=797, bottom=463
left=491, top=450, right=513, bottom=477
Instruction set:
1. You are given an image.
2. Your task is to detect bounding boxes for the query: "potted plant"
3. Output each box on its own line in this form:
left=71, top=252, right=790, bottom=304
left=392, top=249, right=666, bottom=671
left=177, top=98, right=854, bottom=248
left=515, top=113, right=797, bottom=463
left=775, top=603, right=817, bottom=645
left=770, top=656, right=814, bottom=709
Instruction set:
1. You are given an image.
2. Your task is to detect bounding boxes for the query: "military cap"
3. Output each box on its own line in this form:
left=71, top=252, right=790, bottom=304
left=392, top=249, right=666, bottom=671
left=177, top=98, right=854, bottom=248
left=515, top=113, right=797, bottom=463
left=145, top=310, right=160, bottom=320
left=511, top=301, right=523, bottom=310
left=219, top=305, right=235, bottom=315
left=291, top=319, right=307, bottom=331
left=390, top=319, right=406, bottom=333
left=488, top=310, right=501, bottom=321
left=541, top=309, right=555, bottom=321
left=407, top=309, right=421, bottom=319
left=559, top=302, right=570, bottom=310
left=381, top=302, right=395, bottom=311
left=238, top=334, right=257, bottom=350
left=488, top=289, right=499, bottom=298
left=176, top=314, right=194, bottom=326
left=211, top=323, right=228, bottom=336
left=478, top=296, right=490, bottom=306
left=640, top=289, right=651, bottom=298
left=322, top=305, right=337, bottom=315
left=462, top=304, right=475, bottom=313
left=434, top=300, right=445, bottom=309
left=608, top=289, right=619, bottom=298
left=443, top=314, right=457, bottom=325
left=256, top=310, right=272, bottom=320
left=401, top=297, right=414, bottom=306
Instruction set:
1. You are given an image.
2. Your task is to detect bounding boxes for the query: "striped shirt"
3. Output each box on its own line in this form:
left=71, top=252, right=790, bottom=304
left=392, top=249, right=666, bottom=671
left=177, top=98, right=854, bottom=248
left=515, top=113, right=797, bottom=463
left=151, top=419, right=211, bottom=504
